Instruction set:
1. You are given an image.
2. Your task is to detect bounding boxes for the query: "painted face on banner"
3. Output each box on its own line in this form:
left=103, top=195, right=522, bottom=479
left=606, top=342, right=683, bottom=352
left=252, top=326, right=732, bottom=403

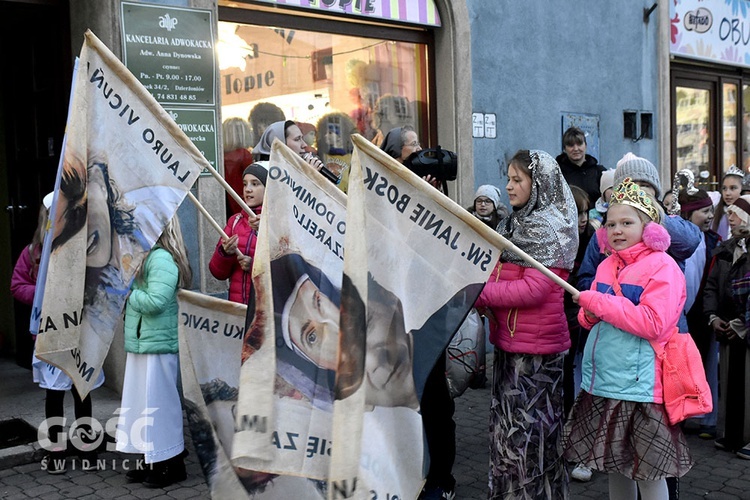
left=363, top=292, right=418, bottom=409
left=287, top=276, right=418, bottom=408
left=86, top=164, right=113, bottom=268
left=288, top=278, right=341, bottom=370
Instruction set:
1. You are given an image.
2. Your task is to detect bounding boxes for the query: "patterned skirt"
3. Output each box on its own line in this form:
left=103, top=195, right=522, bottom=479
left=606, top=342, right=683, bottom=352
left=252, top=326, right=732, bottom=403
left=488, top=350, right=568, bottom=500
left=562, top=391, right=693, bottom=480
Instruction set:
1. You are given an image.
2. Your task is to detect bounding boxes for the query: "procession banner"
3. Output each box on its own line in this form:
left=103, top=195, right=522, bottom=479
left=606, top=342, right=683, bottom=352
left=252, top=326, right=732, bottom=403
left=327, top=135, right=504, bottom=499
left=178, top=290, right=324, bottom=499
left=35, top=30, right=206, bottom=398
left=30, top=60, right=80, bottom=337
left=232, top=138, right=347, bottom=486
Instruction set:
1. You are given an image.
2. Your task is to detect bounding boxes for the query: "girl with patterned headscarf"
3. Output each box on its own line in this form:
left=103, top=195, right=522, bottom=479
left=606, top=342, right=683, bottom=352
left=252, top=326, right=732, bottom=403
left=474, top=149, right=578, bottom=499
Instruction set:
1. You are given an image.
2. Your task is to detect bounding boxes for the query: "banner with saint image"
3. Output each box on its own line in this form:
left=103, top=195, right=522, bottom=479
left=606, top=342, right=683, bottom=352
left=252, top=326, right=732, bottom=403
left=231, top=139, right=347, bottom=486
left=34, top=30, right=205, bottom=398
left=326, top=135, right=503, bottom=499
left=178, top=290, right=324, bottom=499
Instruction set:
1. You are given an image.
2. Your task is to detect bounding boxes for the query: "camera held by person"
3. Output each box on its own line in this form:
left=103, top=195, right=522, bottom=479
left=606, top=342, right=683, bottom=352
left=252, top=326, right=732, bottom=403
left=403, top=145, right=458, bottom=195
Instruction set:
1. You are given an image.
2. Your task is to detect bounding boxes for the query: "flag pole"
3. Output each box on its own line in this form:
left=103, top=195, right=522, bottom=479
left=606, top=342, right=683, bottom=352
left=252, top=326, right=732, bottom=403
left=186, top=192, right=245, bottom=258
left=500, top=238, right=578, bottom=295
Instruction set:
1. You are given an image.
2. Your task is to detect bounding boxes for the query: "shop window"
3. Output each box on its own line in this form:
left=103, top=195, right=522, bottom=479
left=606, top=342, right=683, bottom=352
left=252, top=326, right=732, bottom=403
left=723, top=82, right=738, bottom=170
left=217, top=21, right=431, bottom=157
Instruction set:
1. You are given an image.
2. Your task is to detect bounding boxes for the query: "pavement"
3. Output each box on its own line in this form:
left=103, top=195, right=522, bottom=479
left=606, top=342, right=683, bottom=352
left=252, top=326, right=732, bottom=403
left=2, top=354, right=750, bottom=499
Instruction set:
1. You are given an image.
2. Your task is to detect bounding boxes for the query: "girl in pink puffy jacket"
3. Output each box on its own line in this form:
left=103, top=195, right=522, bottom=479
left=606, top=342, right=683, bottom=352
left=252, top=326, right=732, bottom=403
left=564, top=177, right=693, bottom=500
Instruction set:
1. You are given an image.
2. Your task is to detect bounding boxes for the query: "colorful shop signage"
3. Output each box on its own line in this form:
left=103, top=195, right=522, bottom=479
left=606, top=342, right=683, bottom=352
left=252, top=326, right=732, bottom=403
left=255, top=0, right=441, bottom=27
left=671, top=0, right=750, bottom=68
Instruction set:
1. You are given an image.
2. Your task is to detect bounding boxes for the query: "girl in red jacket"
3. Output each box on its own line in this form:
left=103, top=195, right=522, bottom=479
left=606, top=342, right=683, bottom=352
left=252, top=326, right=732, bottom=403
left=209, top=163, right=267, bottom=304
left=475, top=150, right=578, bottom=499
left=11, top=194, right=101, bottom=474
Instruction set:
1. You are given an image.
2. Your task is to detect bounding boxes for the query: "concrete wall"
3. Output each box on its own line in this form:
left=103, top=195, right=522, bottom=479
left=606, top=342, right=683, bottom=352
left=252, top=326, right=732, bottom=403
left=466, top=1, right=662, bottom=204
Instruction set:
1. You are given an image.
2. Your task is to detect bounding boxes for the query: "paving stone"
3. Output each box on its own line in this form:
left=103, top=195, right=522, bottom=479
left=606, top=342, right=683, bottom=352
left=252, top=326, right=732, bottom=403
left=58, top=484, right=95, bottom=497
left=97, top=485, right=133, bottom=498
left=1, top=473, right=31, bottom=486
left=24, top=483, right=57, bottom=497
left=167, top=486, right=202, bottom=499
left=0, top=485, right=22, bottom=497
left=13, top=463, right=41, bottom=474
left=3, top=493, right=31, bottom=500
left=71, top=473, right=102, bottom=486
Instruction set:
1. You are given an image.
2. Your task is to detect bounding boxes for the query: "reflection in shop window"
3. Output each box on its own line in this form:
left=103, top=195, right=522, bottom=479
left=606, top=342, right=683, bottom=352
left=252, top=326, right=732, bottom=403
left=744, top=84, right=750, bottom=171
left=675, top=86, right=712, bottom=187
left=217, top=21, right=430, bottom=164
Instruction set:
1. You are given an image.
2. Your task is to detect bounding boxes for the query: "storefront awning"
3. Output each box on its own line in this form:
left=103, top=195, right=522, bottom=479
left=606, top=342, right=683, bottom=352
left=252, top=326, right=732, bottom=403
left=254, top=0, right=441, bottom=27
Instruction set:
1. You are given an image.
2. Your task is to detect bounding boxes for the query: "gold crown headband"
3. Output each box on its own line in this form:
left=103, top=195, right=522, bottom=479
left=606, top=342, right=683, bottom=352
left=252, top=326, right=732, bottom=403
left=610, top=177, right=660, bottom=223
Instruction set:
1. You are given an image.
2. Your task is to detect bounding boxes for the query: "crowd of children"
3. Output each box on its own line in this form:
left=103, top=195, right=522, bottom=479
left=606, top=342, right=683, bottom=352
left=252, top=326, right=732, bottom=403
left=14, top=114, right=750, bottom=500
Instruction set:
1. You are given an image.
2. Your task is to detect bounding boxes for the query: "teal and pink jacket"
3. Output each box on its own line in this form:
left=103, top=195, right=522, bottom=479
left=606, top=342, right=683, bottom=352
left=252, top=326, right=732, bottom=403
left=577, top=224, right=686, bottom=404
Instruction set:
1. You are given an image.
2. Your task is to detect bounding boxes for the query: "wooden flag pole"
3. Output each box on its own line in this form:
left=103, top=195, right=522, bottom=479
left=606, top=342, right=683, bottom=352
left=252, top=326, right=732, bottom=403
left=501, top=239, right=578, bottom=295
left=186, top=192, right=244, bottom=257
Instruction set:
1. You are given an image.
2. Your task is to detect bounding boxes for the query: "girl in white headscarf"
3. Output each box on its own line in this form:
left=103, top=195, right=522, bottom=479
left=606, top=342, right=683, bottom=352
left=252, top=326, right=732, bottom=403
left=252, top=120, right=326, bottom=173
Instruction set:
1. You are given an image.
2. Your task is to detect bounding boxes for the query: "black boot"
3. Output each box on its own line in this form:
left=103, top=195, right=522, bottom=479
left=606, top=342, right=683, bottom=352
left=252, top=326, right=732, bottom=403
left=125, top=456, right=152, bottom=482
left=142, top=453, right=186, bottom=488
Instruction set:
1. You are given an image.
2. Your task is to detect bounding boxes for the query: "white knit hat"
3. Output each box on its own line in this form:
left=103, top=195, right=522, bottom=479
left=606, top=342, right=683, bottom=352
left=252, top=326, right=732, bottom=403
left=599, top=169, right=615, bottom=195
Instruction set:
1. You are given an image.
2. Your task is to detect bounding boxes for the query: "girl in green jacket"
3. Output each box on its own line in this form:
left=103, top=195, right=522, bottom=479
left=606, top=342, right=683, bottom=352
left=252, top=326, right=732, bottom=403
left=115, top=215, right=192, bottom=488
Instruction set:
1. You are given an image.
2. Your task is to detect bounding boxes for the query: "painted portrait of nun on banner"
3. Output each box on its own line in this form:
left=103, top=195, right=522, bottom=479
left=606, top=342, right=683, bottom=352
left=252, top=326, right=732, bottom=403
left=242, top=252, right=420, bottom=412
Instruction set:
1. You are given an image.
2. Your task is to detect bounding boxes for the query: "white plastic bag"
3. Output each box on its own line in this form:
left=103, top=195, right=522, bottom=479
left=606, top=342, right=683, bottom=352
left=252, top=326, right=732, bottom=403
left=446, top=308, right=486, bottom=398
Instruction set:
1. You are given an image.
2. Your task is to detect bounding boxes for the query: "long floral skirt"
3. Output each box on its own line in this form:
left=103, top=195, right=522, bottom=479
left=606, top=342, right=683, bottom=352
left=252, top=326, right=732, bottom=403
left=488, top=350, right=568, bottom=500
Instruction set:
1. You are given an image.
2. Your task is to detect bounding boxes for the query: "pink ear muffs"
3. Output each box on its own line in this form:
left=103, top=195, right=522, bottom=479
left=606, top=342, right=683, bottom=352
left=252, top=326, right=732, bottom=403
left=642, top=221, right=670, bottom=252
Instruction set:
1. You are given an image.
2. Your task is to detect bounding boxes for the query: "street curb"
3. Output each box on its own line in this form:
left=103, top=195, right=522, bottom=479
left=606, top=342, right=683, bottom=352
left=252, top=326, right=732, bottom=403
left=0, top=441, right=44, bottom=470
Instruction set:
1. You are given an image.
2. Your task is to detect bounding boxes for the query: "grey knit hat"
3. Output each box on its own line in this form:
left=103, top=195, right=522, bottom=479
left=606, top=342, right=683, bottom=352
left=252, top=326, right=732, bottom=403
left=614, top=152, right=662, bottom=199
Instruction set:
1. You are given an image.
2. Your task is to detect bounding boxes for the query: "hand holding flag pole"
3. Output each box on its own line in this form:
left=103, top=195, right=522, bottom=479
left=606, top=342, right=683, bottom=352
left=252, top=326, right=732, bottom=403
left=186, top=192, right=245, bottom=258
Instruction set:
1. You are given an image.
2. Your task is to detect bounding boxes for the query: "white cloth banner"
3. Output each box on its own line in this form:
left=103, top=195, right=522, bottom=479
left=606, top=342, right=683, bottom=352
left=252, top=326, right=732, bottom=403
left=34, top=30, right=205, bottom=398
left=232, top=140, right=347, bottom=482
left=233, top=136, right=504, bottom=499
left=178, top=290, right=324, bottom=499
left=327, top=136, right=502, bottom=499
